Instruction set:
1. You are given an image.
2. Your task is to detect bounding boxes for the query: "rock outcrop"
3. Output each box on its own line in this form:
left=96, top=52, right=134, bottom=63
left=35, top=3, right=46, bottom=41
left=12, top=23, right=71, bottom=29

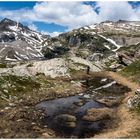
left=82, top=107, right=114, bottom=122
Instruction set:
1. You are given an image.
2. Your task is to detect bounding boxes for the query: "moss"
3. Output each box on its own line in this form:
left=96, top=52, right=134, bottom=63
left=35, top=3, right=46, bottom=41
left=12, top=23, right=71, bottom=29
left=0, top=63, right=7, bottom=68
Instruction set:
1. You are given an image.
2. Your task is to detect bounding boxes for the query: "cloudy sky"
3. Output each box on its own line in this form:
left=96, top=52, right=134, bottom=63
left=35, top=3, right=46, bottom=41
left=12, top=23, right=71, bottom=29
left=0, top=1, right=140, bottom=36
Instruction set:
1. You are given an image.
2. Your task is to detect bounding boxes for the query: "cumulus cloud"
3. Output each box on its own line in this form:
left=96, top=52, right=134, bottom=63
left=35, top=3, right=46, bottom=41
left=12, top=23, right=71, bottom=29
left=0, top=2, right=99, bottom=29
left=41, top=30, right=63, bottom=37
left=0, top=1, right=140, bottom=34
left=96, top=1, right=140, bottom=21
left=28, top=23, right=38, bottom=31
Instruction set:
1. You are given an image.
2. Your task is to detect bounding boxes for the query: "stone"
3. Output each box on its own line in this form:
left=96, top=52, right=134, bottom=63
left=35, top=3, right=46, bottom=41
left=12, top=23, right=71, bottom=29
left=135, top=88, right=140, bottom=95
left=83, top=94, right=90, bottom=99
left=78, top=93, right=84, bottom=96
left=82, top=107, right=113, bottom=122
left=73, top=101, right=84, bottom=106
left=54, top=114, right=77, bottom=128
left=9, top=103, right=16, bottom=107
left=127, top=94, right=140, bottom=109
left=42, top=132, right=51, bottom=138
left=96, top=98, right=120, bottom=107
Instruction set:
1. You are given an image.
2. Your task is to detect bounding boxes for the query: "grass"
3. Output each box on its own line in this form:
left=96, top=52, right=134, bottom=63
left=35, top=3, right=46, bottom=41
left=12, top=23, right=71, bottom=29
left=0, top=75, right=41, bottom=100
left=120, top=60, right=140, bottom=84
left=118, top=43, right=140, bottom=52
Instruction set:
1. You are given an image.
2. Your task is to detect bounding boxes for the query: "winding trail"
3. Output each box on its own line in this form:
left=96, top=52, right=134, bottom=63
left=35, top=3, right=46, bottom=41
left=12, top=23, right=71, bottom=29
left=94, top=71, right=140, bottom=138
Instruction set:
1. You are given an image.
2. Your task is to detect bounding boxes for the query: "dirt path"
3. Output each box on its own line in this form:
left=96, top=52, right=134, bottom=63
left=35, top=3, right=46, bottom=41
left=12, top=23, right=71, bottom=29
left=94, top=71, right=140, bottom=138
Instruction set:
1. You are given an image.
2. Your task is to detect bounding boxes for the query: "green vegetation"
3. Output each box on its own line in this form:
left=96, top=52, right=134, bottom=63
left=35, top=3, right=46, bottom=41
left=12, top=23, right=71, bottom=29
left=118, top=43, right=140, bottom=52
left=0, top=75, right=40, bottom=100
left=0, top=63, right=7, bottom=68
left=43, top=46, right=69, bottom=59
left=120, top=60, right=140, bottom=84
left=27, top=63, right=33, bottom=67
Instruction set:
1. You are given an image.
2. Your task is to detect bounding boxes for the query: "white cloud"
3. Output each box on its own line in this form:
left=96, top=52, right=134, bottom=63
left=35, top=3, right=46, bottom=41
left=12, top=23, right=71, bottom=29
left=41, top=30, right=62, bottom=37
left=28, top=23, right=38, bottom=31
left=32, top=2, right=99, bottom=29
left=96, top=1, right=140, bottom=21
left=0, top=1, right=140, bottom=33
left=0, top=2, right=99, bottom=30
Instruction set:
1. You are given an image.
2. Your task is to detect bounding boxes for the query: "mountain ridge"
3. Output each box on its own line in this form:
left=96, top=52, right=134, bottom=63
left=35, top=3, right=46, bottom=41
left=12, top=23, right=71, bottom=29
left=0, top=18, right=139, bottom=74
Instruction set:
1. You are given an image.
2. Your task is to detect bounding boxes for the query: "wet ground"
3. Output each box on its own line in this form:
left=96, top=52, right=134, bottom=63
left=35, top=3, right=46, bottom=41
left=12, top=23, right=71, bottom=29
left=36, top=76, right=131, bottom=138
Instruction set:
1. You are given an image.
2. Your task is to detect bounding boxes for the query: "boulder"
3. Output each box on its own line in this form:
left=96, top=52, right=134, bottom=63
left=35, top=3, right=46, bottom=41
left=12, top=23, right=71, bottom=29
left=135, top=88, right=140, bottom=95
left=96, top=98, right=120, bottom=107
left=82, top=107, right=113, bottom=122
left=127, top=95, right=140, bottom=109
left=127, top=88, right=140, bottom=109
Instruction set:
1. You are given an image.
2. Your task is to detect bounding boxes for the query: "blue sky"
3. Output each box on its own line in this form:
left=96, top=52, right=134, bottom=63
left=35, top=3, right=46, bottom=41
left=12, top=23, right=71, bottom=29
left=0, top=1, right=140, bottom=36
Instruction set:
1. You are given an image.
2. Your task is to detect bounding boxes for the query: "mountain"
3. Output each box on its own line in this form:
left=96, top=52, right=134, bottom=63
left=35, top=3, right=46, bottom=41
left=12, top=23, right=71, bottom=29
left=0, top=18, right=49, bottom=62
left=0, top=18, right=139, bottom=74
left=42, top=20, right=140, bottom=71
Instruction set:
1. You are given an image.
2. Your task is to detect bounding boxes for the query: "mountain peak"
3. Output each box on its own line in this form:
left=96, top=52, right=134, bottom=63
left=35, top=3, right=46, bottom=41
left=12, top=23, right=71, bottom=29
left=0, top=18, right=31, bottom=32
left=1, top=18, right=16, bottom=24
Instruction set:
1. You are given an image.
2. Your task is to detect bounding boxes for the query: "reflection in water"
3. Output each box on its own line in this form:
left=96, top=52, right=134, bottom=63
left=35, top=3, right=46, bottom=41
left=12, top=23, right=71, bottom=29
left=36, top=76, right=131, bottom=138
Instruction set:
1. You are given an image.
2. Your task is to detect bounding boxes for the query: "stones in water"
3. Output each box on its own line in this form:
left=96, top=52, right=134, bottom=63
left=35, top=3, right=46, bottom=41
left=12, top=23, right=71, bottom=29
left=36, top=95, right=104, bottom=137
left=73, top=101, right=84, bottom=106
left=96, top=98, right=120, bottom=107
left=83, top=94, right=90, bottom=99
left=82, top=107, right=114, bottom=122
left=54, top=114, right=77, bottom=128
left=36, top=76, right=131, bottom=138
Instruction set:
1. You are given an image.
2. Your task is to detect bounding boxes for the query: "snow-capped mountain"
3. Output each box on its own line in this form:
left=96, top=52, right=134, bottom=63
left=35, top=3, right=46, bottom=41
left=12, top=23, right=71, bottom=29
left=0, top=18, right=139, bottom=70
left=0, top=18, right=49, bottom=62
left=42, top=20, right=140, bottom=71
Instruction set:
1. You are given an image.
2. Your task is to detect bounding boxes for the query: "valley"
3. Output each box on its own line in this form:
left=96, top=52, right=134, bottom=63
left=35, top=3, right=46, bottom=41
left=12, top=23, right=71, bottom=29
left=0, top=18, right=140, bottom=138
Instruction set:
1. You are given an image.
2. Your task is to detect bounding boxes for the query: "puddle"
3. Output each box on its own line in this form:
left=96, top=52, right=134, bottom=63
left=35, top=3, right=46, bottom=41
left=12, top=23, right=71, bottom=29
left=81, top=76, right=131, bottom=100
left=36, top=76, right=131, bottom=138
left=36, top=95, right=105, bottom=138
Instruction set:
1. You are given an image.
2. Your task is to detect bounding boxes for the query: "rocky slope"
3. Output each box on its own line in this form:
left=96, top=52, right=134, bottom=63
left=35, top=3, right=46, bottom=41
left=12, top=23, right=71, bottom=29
left=0, top=19, right=139, bottom=77
left=42, top=20, right=140, bottom=72
left=0, top=19, right=140, bottom=138
left=0, top=18, right=49, bottom=62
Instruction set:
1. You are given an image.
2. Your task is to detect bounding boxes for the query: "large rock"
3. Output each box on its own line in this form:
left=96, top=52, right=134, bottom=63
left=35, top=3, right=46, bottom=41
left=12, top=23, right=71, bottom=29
left=82, top=107, right=113, bottom=122
left=127, top=89, right=140, bottom=109
left=0, top=58, right=69, bottom=78
left=135, top=88, right=140, bottom=95
left=54, top=114, right=77, bottom=128
left=96, top=98, right=120, bottom=107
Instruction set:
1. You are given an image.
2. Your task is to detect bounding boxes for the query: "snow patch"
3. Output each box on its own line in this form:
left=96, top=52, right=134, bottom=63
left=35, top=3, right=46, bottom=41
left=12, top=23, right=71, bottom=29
left=104, top=44, right=111, bottom=50
left=94, top=81, right=117, bottom=90
left=99, top=35, right=122, bottom=51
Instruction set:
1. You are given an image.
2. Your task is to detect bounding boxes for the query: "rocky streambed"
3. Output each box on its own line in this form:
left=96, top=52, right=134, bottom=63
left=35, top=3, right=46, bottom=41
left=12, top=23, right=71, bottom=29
left=36, top=76, right=131, bottom=138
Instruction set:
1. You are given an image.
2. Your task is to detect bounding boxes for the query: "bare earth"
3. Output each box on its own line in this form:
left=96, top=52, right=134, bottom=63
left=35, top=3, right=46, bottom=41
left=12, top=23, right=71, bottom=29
left=94, top=71, right=140, bottom=138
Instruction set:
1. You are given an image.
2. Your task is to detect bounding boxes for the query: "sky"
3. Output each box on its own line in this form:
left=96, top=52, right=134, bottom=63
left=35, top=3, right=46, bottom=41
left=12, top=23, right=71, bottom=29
left=0, top=1, right=140, bottom=36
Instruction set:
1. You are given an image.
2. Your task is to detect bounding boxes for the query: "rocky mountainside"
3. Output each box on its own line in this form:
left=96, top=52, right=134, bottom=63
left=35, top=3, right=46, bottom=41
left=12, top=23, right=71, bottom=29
left=0, top=19, right=139, bottom=77
left=0, top=19, right=140, bottom=139
left=0, top=18, right=49, bottom=62
left=42, top=20, right=140, bottom=72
